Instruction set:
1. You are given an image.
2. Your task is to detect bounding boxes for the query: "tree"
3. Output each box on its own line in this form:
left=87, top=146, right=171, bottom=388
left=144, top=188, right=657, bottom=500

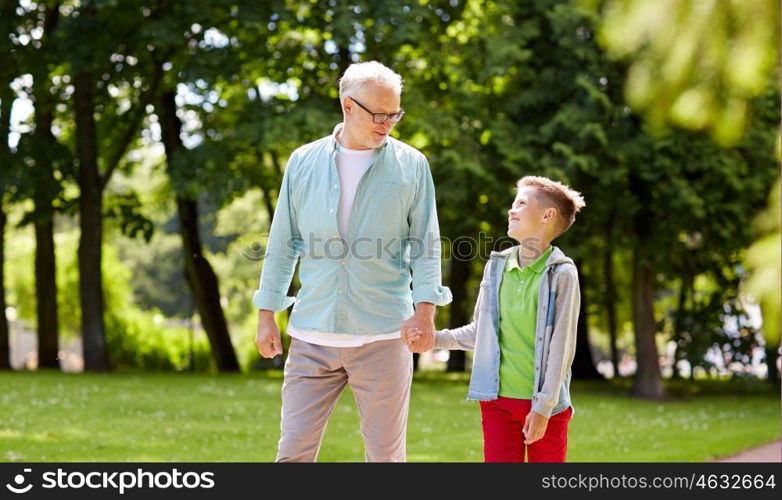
left=139, top=1, right=292, bottom=371
left=60, top=1, right=164, bottom=370
left=157, top=86, right=239, bottom=371
left=0, top=0, right=28, bottom=371
left=0, top=201, right=8, bottom=370
left=592, top=0, right=781, bottom=384
left=10, top=1, right=71, bottom=369
left=745, top=182, right=781, bottom=382
left=0, top=63, right=12, bottom=371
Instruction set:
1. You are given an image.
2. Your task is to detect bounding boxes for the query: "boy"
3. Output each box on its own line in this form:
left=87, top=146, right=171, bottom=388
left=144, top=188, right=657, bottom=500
left=404, top=176, right=585, bottom=462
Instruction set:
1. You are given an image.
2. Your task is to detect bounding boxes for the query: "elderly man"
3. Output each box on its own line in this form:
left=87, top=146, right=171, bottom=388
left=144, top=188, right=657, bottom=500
left=253, top=61, right=451, bottom=462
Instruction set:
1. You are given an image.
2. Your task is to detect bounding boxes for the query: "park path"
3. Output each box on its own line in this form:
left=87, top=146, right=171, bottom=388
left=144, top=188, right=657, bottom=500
left=713, top=441, right=781, bottom=462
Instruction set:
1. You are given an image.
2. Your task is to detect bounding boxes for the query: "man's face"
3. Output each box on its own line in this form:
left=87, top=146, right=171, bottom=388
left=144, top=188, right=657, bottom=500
left=343, top=83, right=401, bottom=149
left=507, top=187, right=551, bottom=241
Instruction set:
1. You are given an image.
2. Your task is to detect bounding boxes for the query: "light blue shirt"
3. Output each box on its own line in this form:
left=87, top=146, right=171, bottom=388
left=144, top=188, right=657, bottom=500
left=252, top=124, right=452, bottom=336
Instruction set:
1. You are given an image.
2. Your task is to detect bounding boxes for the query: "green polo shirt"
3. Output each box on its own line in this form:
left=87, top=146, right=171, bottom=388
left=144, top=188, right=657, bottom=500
left=498, top=245, right=552, bottom=399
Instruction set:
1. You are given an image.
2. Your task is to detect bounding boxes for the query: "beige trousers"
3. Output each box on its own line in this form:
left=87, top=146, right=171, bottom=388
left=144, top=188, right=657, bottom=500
left=276, top=337, right=413, bottom=462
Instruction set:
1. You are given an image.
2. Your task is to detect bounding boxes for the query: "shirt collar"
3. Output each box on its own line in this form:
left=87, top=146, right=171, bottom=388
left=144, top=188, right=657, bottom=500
left=330, top=122, right=389, bottom=153
left=506, top=245, right=552, bottom=274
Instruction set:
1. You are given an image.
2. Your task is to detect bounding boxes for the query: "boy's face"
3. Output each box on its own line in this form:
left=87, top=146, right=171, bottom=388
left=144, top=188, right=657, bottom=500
left=507, top=187, right=555, bottom=241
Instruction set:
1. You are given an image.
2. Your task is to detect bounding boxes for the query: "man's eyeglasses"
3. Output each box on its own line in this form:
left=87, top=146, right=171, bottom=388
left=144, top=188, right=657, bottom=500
left=349, top=97, right=405, bottom=124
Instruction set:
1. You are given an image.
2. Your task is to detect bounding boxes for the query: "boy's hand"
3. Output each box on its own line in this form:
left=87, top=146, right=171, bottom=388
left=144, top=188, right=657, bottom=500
left=401, top=326, right=416, bottom=351
left=401, top=303, right=436, bottom=353
left=402, top=327, right=435, bottom=353
left=522, top=410, right=550, bottom=445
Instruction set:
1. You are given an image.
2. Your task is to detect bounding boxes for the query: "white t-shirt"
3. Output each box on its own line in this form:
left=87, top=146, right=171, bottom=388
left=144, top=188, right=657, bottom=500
left=335, top=146, right=374, bottom=239
left=288, top=143, right=400, bottom=347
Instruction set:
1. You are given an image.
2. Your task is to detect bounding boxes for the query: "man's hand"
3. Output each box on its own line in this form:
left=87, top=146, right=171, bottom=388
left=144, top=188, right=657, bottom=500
left=401, top=303, right=435, bottom=353
left=402, top=327, right=435, bottom=353
left=522, top=410, right=550, bottom=445
left=256, top=309, right=283, bottom=358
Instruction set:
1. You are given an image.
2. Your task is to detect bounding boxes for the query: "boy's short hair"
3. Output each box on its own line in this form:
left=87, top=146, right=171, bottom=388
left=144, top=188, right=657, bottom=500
left=516, top=176, right=585, bottom=237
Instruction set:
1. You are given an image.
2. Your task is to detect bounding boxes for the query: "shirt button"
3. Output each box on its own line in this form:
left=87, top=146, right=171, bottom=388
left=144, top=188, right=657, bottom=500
left=338, top=289, right=343, bottom=293
left=341, top=260, right=346, bottom=266
left=333, top=184, right=338, bottom=188
left=330, top=209, right=334, bottom=213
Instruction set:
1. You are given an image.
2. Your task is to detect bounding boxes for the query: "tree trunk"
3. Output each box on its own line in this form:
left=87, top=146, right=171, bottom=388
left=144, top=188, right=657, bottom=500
left=446, top=257, right=471, bottom=372
left=159, top=89, right=239, bottom=372
left=603, top=218, right=619, bottom=377
left=176, top=197, right=240, bottom=371
left=0, top=209, right=9, bottom=370
left=31, top=7, right=61, bottom=369
left=337, top=44, right=352, bottom=77
left=0, top=69, right=13, bottom=371
left=630, top=248, right=665, bottom=399
left=571, top=259, right=601, bottom=379
left=74, top=71, right=109, bottom=372
left=259, top=185, right=277, bottom=230
left=766, top=346, right=779, bottom=384
left=34, top=216, right=59, bottom=368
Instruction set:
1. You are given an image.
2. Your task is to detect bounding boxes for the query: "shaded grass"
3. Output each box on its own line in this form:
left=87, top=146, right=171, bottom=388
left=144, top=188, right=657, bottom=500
left=0, top=371, right=778, bottom=462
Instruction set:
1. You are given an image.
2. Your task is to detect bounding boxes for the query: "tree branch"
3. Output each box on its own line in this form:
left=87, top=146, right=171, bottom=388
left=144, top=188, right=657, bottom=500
left=98, top=50, right=170, bottom=192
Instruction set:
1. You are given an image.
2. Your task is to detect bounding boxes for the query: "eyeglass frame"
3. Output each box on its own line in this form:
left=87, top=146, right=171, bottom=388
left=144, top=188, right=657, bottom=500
left=348, top=96, right=405, bottom=124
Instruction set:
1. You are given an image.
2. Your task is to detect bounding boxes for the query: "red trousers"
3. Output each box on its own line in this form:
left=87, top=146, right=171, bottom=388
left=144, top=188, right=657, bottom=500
left=479, top=397, right=573, bottom=462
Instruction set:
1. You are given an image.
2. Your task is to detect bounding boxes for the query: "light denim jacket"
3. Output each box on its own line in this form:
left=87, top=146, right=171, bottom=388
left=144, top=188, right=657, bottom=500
left=435, top=245, right=580, bottom=417
left=252, top=125, right=452, bottom=335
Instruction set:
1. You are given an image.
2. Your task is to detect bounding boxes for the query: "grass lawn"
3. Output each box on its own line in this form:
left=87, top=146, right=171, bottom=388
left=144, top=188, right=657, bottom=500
left=0, top=371, right=778, bottom=462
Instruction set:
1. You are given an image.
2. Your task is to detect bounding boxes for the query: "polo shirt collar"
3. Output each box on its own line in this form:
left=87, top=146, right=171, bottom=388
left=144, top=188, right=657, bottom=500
left=506, top=245, right=552, bottom=273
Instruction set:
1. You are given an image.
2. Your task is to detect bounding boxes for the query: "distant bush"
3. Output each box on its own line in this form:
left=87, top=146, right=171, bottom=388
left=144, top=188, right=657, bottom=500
left=105, top=308, right=214, bottom=372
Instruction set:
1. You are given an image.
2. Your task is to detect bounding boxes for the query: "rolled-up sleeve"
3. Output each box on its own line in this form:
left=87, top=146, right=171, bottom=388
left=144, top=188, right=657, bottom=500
left=252, top=151, right=301, bottom=311
left=408, top=155, right=452, bottom=306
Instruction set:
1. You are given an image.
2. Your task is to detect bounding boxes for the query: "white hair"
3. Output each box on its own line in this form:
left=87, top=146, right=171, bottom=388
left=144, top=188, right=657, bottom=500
left=338, top=61, right=403, bottom=103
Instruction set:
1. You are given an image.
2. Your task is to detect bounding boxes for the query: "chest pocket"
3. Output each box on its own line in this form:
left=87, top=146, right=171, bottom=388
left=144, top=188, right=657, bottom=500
left=362, top=182, right=411, bottom=234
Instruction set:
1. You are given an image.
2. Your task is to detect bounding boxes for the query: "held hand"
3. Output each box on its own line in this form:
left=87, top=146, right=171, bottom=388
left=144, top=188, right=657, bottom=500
left=402, top=305, right=436, bottom=353
left=402, top=327, right=435, bottom=353
left=401, top=326, right=418, bottom=351
left=255, top=310, right=283, bottom=358
left=522, top=410, right=550, bottom=445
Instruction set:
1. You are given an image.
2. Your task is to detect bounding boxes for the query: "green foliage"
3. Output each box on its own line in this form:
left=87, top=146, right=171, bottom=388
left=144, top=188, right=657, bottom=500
left=105, top=309, right=214, bottom=372
left=115, top=231, right=192, bottom=318
left=745, top=181, right=781, bottom=348
left=590, top=0, right=780, bottom=145
left=5, top=223, right=213, bottom=371
left=4, top=225, right=35, bottom=323
left=103, top=192, right=154, bottom=243
left=209, top=199, right=268, bottom=325
left=54, top=230, right=81, bottom=337
left=665, top=291, right=764, bottom=377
